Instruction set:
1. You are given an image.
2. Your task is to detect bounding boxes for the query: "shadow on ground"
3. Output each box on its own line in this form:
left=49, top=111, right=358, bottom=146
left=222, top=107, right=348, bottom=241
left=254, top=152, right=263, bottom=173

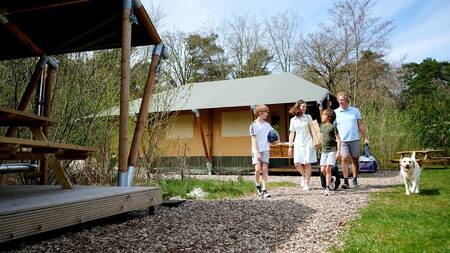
left=2, top=199, right=315, bottom=253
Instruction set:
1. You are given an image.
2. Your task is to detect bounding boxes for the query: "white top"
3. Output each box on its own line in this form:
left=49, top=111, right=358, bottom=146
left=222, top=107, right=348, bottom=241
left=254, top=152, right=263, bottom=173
left=249, top=120, right=273, bottom=153
left=289, top=114, right=314, bottom=148
left=334, top=106, right=362, bottom=142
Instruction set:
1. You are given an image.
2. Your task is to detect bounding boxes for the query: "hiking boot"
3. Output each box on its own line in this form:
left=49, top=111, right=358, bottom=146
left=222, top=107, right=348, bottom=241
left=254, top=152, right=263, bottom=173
left=256, top=184, right=263, bottom=196
left=262, top=190, right=271, bottom=198
left=352, top=178, right=360, bottom=188
left=342, top=179, right=349, bottom=189
left=324, top=188, right=330, bottom=196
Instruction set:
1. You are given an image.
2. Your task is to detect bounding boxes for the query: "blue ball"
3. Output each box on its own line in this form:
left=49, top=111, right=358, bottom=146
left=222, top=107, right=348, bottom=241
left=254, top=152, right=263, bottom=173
left=267, top=130, right=279, bottom=143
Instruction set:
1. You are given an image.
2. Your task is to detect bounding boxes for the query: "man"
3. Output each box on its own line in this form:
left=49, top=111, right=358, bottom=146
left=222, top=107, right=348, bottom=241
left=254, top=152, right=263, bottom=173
left=334, top=92, right=369, bottom=188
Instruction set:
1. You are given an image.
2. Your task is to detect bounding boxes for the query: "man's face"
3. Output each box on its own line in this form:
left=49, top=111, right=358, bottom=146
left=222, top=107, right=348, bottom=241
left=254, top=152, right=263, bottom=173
left=338, top=95, right=349, bottom=109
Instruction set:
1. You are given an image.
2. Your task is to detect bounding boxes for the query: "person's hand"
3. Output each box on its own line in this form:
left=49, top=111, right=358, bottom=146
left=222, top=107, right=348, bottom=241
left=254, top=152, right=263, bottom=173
left=364, top=138, right=369, bottom=144
left=288, top=147, right=293, bottom=157
left=336, top=151, right=341, bottom=160
left=257, top=152, right=262, bottom=161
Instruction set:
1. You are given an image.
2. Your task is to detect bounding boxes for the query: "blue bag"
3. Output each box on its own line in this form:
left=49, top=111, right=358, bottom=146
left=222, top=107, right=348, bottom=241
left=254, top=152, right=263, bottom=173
left=358, top=143, right=378, bottom=173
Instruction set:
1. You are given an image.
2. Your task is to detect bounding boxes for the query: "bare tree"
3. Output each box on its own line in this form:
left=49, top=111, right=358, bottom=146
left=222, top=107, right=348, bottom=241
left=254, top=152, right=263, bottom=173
left=296, top=25, right=347, bottom=94
left=263, top=10, right=302, bottom=72
left=160, top=30, right=192, bottom=86
left=330, top=0, right=394, bottom=104
left=222, top=14, right=273, bottom=78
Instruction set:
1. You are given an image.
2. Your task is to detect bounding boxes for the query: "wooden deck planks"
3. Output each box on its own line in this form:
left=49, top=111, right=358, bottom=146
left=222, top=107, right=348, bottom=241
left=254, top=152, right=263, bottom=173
left=0, top=185, right=162, bottom=243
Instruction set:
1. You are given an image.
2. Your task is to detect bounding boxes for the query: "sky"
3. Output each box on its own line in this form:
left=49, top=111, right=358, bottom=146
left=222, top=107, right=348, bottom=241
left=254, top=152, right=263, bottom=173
left=142, top=0, right=450, bottom=64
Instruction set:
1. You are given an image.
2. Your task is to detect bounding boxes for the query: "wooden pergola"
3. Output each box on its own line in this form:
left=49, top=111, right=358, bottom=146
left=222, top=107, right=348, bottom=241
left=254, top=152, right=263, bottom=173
left=0, top=0, right=167, bottom=243
left=0, top=0, right=167, bottom=187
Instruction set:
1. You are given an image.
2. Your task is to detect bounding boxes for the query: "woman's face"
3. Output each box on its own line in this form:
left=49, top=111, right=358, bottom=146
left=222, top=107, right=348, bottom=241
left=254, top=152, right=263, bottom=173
left=300, top=103, right=307, bottom=113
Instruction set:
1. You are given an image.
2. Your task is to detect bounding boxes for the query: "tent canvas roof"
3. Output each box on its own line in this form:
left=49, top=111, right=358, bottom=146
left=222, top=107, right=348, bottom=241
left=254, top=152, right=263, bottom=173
left=96, top=72, right=330, bottom=117
left=0, top=0, right=161, bottom=61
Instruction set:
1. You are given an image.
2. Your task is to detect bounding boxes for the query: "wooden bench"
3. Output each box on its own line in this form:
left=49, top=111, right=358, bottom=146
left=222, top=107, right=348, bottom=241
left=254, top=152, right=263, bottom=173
left=390, top=150, right=448, bottom=167
left=0, top=107, right=96, bottom=189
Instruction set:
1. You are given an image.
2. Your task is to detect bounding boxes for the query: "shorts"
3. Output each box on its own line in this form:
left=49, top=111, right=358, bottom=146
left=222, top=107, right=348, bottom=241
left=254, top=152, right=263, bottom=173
left=320, top=151, right=337, bottom=166
left=341, top=140, right=360, bottom=158
left=252, top=151, right=270, bottom=165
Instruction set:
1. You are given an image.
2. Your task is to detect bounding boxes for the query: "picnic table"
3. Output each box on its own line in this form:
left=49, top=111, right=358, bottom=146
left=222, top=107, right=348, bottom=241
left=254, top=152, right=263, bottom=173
left=390, top=149, right=448, bottom=167
left=0, top=106, right=95, bottom=189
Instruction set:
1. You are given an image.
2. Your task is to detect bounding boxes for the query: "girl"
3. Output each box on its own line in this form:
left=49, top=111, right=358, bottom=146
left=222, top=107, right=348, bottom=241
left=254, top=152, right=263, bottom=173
left=288, top=100, right=317, bottom=191
left=320, top=109, right=341, bottom=195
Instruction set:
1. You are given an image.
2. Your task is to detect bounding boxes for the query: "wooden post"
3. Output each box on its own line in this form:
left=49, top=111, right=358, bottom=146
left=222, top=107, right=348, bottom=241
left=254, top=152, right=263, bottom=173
left=128, top=44, right=163, bottom=168
left=39, top=67, right=54, bottom=185
left=5, top=57, right=47, bottom=137
left=118, top=0, right=132, bottom=186
left=0, top=15, right=44, bottom=56
left=193, top=109, right=212, bottom=175
left=207, top=109, right=214, bottom=162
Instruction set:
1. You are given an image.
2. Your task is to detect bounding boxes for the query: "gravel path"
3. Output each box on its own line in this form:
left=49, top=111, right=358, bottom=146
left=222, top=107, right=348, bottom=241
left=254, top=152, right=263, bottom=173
left=4, top=171, right=401, bottom=253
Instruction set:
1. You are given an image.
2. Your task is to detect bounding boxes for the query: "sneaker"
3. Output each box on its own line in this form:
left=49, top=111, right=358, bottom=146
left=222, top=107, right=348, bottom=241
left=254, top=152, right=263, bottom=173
left=330, top=176, right=336, bottom=190
left=256, top=184, right=263, bottom=196
left=352, top=178, right=360, bottom=188
left=341, top=183, right=349, bottom=189
left=302, top=185, right=310, bottom=191
left=300, top=176, right=305, bottom=187
left=262, top=190, right=271, bottom=198
left=324, top=188, right=330, bottom=196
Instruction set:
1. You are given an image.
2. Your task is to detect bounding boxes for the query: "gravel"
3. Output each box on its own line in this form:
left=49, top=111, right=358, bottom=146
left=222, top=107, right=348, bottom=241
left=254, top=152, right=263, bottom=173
left=4, top=171, right=401, bottom=253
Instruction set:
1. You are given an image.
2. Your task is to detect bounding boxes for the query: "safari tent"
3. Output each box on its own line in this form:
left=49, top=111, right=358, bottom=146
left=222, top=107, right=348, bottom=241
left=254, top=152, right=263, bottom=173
left=101, top=72, right=335, bottom=174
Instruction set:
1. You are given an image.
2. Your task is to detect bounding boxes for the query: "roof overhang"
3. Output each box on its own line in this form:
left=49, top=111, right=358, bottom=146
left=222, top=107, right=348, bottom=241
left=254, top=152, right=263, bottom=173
left=0, top=0, right=161, bottom=61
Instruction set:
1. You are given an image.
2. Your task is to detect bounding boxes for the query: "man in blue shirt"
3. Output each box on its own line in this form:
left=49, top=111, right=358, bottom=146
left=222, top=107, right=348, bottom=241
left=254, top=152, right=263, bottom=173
left=334, top=91, right=369, bottom=188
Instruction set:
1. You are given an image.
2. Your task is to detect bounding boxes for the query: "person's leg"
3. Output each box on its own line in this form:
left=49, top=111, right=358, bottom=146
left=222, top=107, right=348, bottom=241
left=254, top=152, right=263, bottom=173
left=304, top=163, right=312, bottom=187
left=340, top=142, right=351, bottom=188
left=254, top=159, right=262, bottom=194
left=325, top=165, right=332, bottom=187
left=261, top=163, right=270, bottom=197
left=349, top=140, right=360, bottom=188
left=261, top=162, right=269, bottom=191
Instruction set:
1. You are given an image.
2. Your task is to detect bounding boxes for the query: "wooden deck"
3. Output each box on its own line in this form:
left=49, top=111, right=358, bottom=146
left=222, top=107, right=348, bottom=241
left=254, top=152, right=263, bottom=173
left=0, top=185, right=162, bottom=243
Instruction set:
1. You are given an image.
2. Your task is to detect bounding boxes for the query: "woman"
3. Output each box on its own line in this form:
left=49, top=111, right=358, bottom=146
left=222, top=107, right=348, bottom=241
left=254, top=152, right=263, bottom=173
left=287, top=100, right=317, bottom=191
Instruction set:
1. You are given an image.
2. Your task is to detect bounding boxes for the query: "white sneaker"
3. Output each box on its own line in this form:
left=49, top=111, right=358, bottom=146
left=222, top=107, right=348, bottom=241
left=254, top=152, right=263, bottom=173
left=324, top=188, right=330, bottom=196
left=300, top=176, right=305, bottom=187
left=302, top=185, right=310, bottom=191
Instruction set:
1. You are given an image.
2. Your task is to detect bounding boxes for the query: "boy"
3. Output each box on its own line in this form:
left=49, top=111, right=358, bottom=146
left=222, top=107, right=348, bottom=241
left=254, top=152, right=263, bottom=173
left=249, top=104, right=275, bottom=198
left=320, top=109, right=341, bottom=196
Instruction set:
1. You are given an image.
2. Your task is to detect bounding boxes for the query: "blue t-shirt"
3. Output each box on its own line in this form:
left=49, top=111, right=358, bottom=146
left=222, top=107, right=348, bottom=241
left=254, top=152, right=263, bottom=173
left=334, top=106, right=362, bottom=142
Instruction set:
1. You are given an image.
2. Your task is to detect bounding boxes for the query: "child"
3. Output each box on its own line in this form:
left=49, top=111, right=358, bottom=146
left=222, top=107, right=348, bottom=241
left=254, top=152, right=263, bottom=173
left=320, top=109, right=341, bottom=196
left=249, top=104, right=275, bottom=198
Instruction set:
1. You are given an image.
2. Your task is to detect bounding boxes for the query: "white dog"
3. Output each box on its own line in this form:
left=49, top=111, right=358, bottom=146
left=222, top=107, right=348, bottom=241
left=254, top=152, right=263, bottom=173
left=400, top=152, right=421, bottom=195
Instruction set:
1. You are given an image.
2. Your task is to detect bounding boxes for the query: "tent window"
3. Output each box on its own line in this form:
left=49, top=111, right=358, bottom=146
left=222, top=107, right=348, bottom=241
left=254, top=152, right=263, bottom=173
left=222, top=111, right=252, bottom=137
left=166, top=115, right=194, bottom=139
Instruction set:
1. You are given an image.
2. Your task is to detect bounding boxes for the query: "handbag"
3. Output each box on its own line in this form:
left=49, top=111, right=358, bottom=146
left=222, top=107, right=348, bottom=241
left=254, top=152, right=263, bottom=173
left=307, top=115, right=322, bottom=150
left=358, top=143, right=378, bottom=173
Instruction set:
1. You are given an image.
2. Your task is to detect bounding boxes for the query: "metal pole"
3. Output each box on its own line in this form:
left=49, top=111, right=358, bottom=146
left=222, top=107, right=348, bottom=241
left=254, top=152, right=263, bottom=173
left=118, top=0, right=133, bottom=186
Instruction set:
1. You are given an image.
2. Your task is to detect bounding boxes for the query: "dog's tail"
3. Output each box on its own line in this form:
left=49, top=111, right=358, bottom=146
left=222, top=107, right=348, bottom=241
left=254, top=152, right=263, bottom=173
left=411, top=151, right=416, bottom=161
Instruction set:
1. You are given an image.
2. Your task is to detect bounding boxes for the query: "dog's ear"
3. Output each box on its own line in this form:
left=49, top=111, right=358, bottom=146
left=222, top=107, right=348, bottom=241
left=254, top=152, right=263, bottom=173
left=411, top=152, right=416, bottom=161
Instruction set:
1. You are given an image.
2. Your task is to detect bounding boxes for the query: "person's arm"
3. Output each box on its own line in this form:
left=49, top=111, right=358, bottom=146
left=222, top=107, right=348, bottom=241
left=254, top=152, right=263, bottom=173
left=288, top=131, right=295, bottom=157
left=357, top=119, right=369, bottom=144
left=251, top=135, right=262, bottom=161
left=335, top=132, right=341, bottom=159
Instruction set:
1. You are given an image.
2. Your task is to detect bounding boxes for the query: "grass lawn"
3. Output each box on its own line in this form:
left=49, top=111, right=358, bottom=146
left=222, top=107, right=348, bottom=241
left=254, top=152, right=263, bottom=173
left=334, top=168, right=450, bottom=252
left=152, top=177, right=297, bottom=200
